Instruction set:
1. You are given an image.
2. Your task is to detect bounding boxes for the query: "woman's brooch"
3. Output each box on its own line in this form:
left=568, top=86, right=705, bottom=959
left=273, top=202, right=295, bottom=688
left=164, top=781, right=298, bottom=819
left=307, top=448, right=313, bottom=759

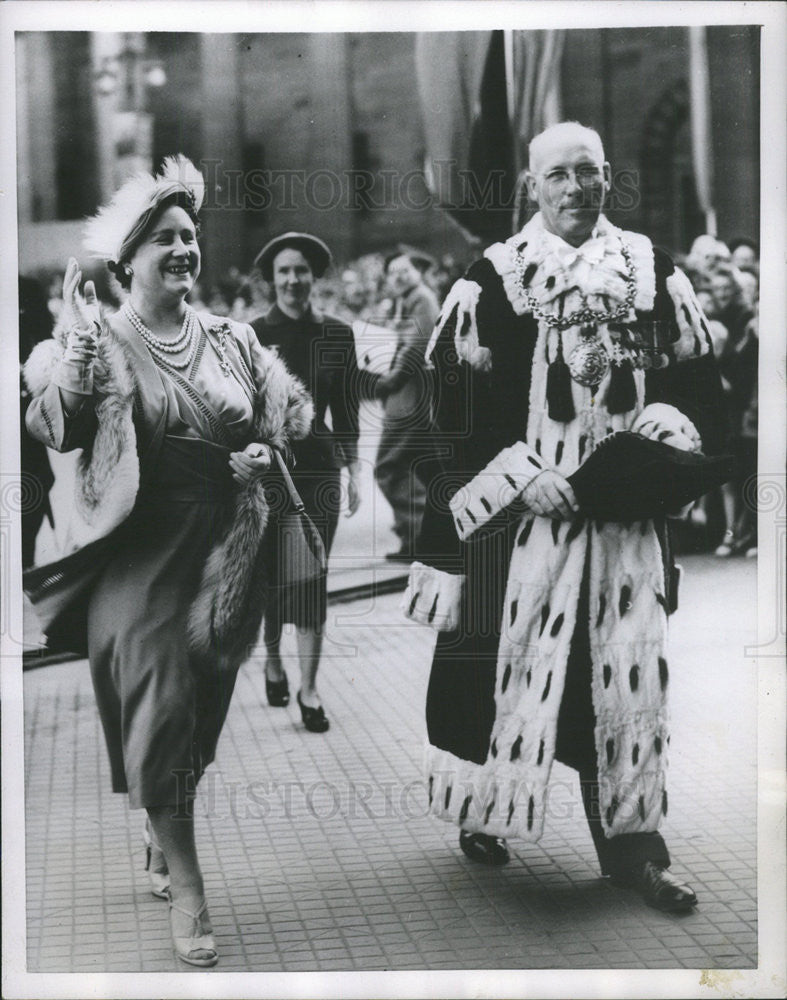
left=209, top=322, right=233, bottom=377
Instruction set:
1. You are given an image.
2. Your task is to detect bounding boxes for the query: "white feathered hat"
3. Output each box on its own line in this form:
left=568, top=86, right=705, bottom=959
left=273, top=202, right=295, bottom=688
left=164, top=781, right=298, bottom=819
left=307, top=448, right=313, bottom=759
left=83, top=155, right=206, bottom=264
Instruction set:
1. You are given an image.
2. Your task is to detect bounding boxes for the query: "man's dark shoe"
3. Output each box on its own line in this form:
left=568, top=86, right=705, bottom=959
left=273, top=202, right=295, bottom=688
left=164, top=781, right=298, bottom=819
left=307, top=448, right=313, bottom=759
left=626, top=861, right=698, bottom=912
left=459, top=830, right=510, bottom=866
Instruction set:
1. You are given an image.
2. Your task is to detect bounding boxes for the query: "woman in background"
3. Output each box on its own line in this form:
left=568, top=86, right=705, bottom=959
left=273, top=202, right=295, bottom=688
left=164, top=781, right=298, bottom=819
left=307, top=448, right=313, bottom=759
left=251, top=232, right=361, bottom=733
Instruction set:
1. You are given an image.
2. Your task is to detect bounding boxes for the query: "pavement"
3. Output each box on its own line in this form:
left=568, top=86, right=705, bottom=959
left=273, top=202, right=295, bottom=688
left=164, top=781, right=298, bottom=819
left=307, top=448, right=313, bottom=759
left=20, top=553, right=760, bottom=975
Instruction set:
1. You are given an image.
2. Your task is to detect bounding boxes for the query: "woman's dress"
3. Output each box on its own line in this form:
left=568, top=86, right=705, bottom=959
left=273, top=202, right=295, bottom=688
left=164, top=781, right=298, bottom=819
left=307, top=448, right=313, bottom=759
left=28, top=311, right=281, bottom=808
left=251, top=304, right=360, bottom=628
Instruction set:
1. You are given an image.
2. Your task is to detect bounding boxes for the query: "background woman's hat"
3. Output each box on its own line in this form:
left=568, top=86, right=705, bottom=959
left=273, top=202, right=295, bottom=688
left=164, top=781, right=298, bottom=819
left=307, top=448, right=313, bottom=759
left=254, top=232, right=332, bottom=280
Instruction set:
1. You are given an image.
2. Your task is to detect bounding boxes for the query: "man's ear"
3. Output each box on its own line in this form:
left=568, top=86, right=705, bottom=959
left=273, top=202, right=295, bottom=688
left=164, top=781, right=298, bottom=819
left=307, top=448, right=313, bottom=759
left=525, top=171, right=538, bottom=202
left=603, top=162, right=612, bottom=195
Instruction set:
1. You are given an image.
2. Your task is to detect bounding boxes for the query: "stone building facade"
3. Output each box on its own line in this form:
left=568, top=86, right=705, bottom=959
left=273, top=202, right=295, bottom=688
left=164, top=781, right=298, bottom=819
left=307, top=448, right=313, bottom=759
left=16, top=27, right=759, bottom=280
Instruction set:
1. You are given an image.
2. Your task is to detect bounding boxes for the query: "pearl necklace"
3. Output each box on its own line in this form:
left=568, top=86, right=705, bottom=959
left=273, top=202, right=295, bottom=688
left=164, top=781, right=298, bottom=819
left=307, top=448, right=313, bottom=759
left=124, top=303, right=198, bottom=371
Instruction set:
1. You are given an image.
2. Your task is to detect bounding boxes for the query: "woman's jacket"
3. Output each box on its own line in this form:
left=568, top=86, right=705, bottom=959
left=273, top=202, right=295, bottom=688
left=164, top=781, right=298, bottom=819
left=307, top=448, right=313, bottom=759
left=24, top=308, right=314, bottom=665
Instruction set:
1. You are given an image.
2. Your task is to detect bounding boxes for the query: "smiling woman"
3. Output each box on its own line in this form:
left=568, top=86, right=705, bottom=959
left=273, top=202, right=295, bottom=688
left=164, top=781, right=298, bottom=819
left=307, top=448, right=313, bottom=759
left=22, top=157, right=314, bottom=968
left=250, top=231, right=361, bottom=733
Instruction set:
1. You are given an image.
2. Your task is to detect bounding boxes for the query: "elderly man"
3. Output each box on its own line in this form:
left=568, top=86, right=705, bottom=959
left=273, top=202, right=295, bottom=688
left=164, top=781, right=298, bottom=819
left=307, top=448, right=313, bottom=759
left=405, top=122, right=726, bottom=911
left=371, top=251, right=440, bottom=560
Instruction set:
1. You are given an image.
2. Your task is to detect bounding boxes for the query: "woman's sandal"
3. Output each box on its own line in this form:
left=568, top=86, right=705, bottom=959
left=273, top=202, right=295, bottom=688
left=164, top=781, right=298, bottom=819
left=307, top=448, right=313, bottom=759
left=143, top=819, right=170, bottom=900
left=169, top=897, right=218, bottom=967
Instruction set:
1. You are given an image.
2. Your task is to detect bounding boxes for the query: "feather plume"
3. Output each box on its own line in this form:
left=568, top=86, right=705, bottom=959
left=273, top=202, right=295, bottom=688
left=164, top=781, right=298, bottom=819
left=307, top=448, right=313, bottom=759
left=160, top=155, right=205, bottom=213
left=82, top=155, right=205, bottom=262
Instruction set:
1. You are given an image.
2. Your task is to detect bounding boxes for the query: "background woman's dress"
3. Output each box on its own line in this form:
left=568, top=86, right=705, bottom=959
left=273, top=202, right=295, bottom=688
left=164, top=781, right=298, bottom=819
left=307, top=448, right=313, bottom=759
left=251, top=304, right=360, bottom=628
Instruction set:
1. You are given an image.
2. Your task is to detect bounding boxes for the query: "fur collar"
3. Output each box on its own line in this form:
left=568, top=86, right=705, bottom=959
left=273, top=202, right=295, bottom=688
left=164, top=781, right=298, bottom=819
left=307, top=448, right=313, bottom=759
left=484, top=212, right=656, bottom=319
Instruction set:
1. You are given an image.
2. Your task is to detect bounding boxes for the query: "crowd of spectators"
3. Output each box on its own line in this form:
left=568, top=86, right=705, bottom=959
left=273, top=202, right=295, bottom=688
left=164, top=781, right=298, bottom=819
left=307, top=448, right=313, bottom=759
left=677, top=234, right=759, bottom=557
left=27, top=232, right=759, bottom=562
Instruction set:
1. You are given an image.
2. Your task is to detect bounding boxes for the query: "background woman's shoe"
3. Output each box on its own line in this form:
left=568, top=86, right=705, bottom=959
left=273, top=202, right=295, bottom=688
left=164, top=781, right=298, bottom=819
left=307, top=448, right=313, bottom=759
left=265, top=672, right=290, bottom=707
left=459, top=830, right=510, bottom=866
left=143, top=820, right=170, bottom=900
left=297, top=691, right=330, bottom=733
left=169, top=897, right=218, bottom=967
left=622, top=861, right=698, bottom=912
left=714, top=529, right=738, bottom=557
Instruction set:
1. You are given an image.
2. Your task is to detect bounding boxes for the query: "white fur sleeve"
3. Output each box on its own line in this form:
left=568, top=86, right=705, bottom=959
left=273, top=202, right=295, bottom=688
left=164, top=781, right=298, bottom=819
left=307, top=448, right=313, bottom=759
left=424, top=278, right=491, bottom=372
left=448, top=441, right=548, bottom=540
left=402, top=562, right=464, bottom=632
left=665, top=267, right=712, bottom=361
left=632, top=402, right=702, bottom=453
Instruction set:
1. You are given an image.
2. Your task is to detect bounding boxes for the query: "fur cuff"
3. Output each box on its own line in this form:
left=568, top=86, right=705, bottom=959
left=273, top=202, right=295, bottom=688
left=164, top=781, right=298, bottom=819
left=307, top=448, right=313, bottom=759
left=449, top=441, right=548, bottom=540
left=632, top=403, right=702, bottom=452
left=402, top=562, right=464, bottom=632
left=24, top=339, right=64, bottom=398
left=666, top=268, right=712, bottom=361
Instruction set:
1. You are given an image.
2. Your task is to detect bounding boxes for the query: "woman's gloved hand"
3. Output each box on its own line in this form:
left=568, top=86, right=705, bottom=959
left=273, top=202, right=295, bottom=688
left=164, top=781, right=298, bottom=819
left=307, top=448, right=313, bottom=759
left=229, top=442, right=273, bottom=485
left=54, top=258, right=102, bottom=400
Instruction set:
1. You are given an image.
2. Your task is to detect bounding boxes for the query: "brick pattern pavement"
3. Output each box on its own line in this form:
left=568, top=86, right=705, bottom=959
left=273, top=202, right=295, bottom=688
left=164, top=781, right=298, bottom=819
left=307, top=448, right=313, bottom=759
left=23, top=555, right=757, bottom=971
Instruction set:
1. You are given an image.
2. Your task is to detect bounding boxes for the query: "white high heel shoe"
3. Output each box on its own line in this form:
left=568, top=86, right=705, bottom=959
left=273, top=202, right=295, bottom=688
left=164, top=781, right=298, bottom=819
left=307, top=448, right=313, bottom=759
left=142, top=819, right=170, bottom=900
left=169, top=897, right=218, bottom=967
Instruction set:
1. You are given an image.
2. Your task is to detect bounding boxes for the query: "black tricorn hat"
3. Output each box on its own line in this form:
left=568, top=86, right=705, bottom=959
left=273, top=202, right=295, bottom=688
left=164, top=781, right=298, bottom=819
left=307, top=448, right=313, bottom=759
left=567, top=431, right=736, bottom=522
left=254, top=232, right=332, bottom=281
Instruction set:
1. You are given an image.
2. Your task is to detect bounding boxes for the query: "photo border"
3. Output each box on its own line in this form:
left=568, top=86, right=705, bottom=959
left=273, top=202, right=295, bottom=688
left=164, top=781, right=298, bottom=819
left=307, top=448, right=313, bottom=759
left=2, top=3, right=784, bottom=998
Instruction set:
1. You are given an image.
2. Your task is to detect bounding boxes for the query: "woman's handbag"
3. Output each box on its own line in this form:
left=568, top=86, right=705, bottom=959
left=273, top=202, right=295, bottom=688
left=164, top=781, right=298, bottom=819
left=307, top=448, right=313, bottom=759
left=269, top=448, right=328, bottom=623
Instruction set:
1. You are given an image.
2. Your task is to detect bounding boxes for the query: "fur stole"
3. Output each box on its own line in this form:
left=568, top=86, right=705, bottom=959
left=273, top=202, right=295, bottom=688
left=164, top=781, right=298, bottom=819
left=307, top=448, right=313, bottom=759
left=24, top=312, right=313, bottom=669
left=186, top=317, right=313, bottom=666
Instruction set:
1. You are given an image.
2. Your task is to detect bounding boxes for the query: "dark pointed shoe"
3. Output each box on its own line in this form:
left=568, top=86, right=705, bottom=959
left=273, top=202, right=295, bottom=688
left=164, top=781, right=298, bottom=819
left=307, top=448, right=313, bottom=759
left=297, top=691, right=330, bottom=733
left=459, top=830, right=510, bottom=866
left=265, top=673, right=290, bottom=707
left=634, top=861, right=698, bottom=912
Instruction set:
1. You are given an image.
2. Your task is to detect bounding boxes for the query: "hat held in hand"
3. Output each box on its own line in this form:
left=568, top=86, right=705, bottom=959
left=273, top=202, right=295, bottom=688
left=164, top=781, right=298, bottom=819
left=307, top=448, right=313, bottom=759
left=567, top=431, right=735, bottom=522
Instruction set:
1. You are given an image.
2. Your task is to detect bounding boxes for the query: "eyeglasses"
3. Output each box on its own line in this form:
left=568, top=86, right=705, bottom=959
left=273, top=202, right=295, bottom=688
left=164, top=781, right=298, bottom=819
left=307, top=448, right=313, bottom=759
left=539, top=167, right=604, bottom=196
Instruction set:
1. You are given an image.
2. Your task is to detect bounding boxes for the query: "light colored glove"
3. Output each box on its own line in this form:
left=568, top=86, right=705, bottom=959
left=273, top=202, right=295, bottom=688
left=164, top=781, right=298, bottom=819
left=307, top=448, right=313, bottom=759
left=229, top=442, right=273, bottom=485
left=632, top=403, right=701, bottom=453
left=53, top=258, right=101, bottom=396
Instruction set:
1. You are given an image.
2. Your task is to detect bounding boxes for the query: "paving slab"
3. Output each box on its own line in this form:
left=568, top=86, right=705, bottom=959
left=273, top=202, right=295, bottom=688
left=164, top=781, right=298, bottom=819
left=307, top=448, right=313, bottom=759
left=22, top=554, right=757, bottom=972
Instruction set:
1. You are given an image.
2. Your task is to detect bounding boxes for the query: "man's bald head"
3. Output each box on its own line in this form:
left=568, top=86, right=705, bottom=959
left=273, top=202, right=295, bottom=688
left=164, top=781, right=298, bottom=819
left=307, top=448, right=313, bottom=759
left=525, top=122, right=610, bottom=247
left=528, top=122, right=605, bottom=174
